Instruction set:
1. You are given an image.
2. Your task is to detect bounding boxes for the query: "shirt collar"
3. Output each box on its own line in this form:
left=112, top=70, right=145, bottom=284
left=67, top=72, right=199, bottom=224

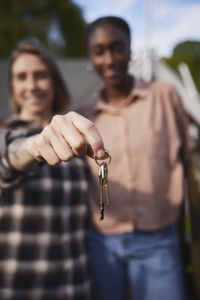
left=94, top=76, right=149, bottom=115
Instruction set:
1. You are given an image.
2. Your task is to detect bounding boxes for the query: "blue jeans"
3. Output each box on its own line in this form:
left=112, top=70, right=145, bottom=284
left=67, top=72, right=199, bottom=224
left=87, top=224, right=186, bottom=300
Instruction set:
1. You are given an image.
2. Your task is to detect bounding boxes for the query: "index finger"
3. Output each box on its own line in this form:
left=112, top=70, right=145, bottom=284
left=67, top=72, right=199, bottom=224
left=66, top=112, right=106, bottom=159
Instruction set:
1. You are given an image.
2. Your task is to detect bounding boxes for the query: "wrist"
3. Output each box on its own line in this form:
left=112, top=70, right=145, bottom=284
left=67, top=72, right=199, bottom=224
left=8, top=135, right=40, bottom=171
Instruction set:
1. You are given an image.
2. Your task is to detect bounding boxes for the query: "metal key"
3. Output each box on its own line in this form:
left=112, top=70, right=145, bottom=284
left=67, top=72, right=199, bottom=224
left=95, top=151, right=111, bottom=221
left=103, top=162, right=110, bottom=206
left=98, top=164, right=105, bottom=221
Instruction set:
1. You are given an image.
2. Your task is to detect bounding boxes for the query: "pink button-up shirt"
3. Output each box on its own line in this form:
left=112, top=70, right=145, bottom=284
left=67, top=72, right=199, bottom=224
left=78, top=78, right=189, bottom=234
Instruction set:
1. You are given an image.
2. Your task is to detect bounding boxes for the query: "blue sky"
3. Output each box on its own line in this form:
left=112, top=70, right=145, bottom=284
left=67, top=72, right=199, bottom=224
left=72, top=0, right=200, bottom=57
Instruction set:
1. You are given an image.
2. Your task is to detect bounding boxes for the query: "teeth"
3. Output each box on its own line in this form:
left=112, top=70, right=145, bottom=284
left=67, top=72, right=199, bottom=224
left=27, top=98, right=41, bottom=101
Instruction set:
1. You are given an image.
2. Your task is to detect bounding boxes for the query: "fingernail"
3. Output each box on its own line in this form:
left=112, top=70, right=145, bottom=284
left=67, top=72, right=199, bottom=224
left=97, top=149, right=105, bottom=159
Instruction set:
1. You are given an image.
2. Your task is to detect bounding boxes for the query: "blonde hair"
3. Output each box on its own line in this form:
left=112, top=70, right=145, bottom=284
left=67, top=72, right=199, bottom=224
left=9, top=42, right=70, bottom=115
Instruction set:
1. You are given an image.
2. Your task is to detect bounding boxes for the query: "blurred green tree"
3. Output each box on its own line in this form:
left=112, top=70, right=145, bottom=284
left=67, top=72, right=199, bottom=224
left=163, top=41, right=200, bottom=93
left=0, top=0, right=87, bottom=57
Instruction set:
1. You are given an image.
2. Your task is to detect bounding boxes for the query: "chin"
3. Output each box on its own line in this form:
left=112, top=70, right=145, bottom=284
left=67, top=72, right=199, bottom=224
left=29, top=107, right=45, bottom=115
left=105, top=76, right=120, bottom=83
left=107, top=79, right=123, bottom=87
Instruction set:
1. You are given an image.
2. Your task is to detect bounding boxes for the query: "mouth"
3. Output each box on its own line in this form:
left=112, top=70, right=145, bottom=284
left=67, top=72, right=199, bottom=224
left=104, top=69, right=120, bottom=79
left=26, top=95, right=44, bottom=104
left=28, top=97, right=42, bottom=102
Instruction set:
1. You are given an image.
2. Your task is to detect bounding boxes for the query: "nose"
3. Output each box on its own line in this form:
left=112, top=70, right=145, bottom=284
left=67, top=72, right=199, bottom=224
left=104, top=51, right=114, bottom=66
left=25, top=75, right=37, bottom=91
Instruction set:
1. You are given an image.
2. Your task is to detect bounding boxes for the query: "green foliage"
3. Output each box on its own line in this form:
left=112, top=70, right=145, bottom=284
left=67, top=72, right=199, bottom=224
left=0, top=0, right=87, bottom=57
left=162, top=41, right=200, bottom=93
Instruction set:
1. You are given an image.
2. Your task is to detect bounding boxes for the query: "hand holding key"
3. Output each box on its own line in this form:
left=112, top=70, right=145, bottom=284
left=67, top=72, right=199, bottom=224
left=95, top=150, right=111, bottom=221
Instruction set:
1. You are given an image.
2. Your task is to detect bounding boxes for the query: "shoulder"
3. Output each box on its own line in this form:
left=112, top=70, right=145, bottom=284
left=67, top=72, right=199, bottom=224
left=75, top=94, right=99, bottom=119
left=2, top=114, right=40, bottom=134
left=148, top=80, right=178, bottom=95
left=148, top=80, right=181, bottom=107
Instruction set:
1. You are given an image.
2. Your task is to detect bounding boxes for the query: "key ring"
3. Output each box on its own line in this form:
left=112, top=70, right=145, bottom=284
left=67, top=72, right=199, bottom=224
left=95, top=149, right=111, bottom=166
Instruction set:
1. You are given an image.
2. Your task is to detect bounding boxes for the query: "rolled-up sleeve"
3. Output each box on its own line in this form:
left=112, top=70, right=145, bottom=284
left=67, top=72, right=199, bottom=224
left=0, top=128, right=32, bottom=189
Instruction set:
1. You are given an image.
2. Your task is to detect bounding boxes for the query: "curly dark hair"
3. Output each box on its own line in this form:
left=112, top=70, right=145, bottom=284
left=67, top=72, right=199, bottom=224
left=86, top=16, right=131, bottom=47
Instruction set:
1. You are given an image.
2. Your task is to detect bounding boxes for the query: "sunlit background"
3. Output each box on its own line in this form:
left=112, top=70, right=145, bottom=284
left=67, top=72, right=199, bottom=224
left=73, top=0, right=200, bottom=57
left=0, top=0, right=200, bottom=122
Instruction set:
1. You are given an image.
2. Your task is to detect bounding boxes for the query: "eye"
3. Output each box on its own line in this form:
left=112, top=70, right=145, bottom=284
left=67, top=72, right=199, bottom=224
left=35, top=71, right=50, bottom=80
left=16, top=72, right=26, bottom=81
left=92, top=47, right=104, bottom=56
left=112, top=43, right=125, bottom=54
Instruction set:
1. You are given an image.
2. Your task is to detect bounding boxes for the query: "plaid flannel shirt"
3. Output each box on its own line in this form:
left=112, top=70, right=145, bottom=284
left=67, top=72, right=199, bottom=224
left=0, top=119, right=91, bottom=300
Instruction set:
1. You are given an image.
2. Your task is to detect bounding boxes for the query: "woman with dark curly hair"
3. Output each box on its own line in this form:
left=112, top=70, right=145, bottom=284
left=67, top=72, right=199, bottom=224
left=77, top=16, right=188, bottom=300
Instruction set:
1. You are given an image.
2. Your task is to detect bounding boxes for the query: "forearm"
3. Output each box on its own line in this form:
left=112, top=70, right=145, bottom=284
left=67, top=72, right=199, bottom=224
left=7, top=135, right=40, bottom=171
left=0, top=132, right=40, bottom=188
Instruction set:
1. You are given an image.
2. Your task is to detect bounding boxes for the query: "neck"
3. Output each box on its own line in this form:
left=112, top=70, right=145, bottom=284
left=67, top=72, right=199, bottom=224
left=104, top=75, right=133, bottom=105
left=19, top=111, right=52, bottom=128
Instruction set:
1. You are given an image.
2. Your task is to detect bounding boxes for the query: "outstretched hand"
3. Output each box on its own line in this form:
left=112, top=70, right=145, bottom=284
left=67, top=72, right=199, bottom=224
left=26, top=112, right=106, bottom=165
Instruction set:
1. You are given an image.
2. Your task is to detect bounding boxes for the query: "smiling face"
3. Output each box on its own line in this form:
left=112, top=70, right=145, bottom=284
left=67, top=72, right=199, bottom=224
left=11, top=53, right=55, bottom=122
left=88, top=24, right=130, bottom=88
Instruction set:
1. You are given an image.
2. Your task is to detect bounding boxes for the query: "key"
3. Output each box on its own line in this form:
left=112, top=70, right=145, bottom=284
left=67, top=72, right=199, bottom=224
left=103, top=162, right=110, bottom=205
left=99, top=202, right=104, bottom=221
left=98, top=162, right=110, bottom=220
left=99, top=164, right=104, bottom=221
left=95, top=150, right=111, bottom=221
